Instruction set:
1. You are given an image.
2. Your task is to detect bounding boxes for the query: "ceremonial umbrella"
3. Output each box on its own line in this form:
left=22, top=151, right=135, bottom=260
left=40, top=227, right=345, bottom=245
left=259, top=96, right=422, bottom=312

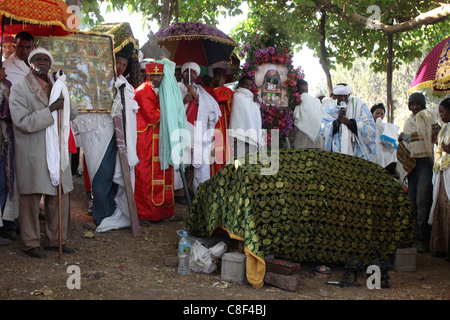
left=0, top=0, right=77, bottom=65
left=155, top=21, right=238, bottom=75
left=409, top=36, right=450, bottom=96
left=0, top=0, right=77, bottom=262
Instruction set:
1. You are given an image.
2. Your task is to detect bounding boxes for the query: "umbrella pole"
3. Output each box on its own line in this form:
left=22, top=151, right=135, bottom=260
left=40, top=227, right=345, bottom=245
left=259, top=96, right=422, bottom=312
left=58, top=109, right=63, bottom=264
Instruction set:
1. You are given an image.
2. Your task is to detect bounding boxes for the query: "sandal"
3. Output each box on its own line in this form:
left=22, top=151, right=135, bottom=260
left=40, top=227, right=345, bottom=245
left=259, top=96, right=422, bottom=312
left=169, top=215, right=183, bottom=222
left=139, top=220, right=152, bottom=227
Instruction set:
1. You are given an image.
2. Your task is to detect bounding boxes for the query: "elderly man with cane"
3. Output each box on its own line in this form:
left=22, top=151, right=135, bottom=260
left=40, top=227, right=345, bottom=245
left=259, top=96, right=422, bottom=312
left=9, top=48, right=78, bottom=258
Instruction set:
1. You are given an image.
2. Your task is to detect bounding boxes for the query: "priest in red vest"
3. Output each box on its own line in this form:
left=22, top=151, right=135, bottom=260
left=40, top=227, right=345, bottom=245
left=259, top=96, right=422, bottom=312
left=209, top=67, right=234, bottom=175
left=133, top=62, right=174, bottom=224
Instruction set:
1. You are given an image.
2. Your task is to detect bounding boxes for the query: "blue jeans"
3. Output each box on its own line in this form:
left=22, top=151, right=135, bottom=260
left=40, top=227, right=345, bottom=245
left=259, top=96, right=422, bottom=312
left=407, top=157, right=433, bottom=246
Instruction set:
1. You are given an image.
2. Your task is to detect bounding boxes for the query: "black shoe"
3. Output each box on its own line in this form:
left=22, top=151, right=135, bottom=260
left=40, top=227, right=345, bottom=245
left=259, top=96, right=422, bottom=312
left=175, top=196, right=187, bottom=205
left=44, top=244, right=76, bottom=254
left=24, top=247, right=47, bottom=258
left=0, top=237, right=11, bottom=246
left=0, top=229, right=16, bottom=240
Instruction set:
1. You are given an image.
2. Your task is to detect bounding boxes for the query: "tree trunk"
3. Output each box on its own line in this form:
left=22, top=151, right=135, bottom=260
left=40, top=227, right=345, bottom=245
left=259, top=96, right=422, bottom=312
left=318, top=10, right=333, bottom=94
left=161, top=0, right=174, bottom=28
left=386, top=33, right=394, bottom=123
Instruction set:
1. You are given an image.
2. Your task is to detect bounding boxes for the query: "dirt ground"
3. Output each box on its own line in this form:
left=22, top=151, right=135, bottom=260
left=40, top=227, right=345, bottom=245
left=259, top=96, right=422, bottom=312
left=0, top=174, right=449, bottom=304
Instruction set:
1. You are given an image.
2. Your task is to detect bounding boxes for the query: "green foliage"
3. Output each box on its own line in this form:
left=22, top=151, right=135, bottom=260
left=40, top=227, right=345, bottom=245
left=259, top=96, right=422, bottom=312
left=81, top=1, right=450, bottom=88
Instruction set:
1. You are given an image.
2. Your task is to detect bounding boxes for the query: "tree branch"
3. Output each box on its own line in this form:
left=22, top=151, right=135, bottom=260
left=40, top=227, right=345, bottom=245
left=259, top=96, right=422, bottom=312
left=351, top=3, right=450, bottom=34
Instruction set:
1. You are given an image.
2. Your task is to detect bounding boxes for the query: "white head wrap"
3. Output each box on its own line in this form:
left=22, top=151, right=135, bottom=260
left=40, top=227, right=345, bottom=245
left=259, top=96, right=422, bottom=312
left=139, top=58, right=154, bottom=70
left=28, top=47, right=54, bottom=66
left=332, top=84, right=352, bottom=96
left=181, top=62, right=200, bottom=77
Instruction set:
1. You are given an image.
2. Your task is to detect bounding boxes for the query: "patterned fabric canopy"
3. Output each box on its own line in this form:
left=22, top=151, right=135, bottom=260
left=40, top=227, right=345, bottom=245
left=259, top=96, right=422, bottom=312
left=187, top=149, right=415, bottom=289
left=155, top=21, right=237, bottom=68
left=409, top=36, right=450, bottom=96
left=89, top=22, right=143, bottom=88
left=155, top=21, right=237, bottom=46
left=0, top=0, right=76, bottom=36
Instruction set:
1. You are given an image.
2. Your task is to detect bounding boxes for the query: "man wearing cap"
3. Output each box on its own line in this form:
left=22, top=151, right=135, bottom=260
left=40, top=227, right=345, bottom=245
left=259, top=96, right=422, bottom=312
left=321, top=83, right=377, bottom=161
left=9, top=48, right=78, bottom=258
left=208, top=67, right=234, bottom=175
left=397, top=92, right=440, bottom=253
left=2, top=35, right=16, bottom=61
left=3, top=32, right=34, bottom=86
left=175, top=62, right=221, bottom=197
left=133, top=62, right=175, bottom=224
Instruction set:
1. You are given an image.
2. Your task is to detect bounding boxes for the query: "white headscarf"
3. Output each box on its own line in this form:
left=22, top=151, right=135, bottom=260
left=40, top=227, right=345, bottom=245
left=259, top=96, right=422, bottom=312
left=28, top=47, right=54, bottom=66
left=181, top=62, right=200, bottom=77
left=332, top=84, right=352, bottom=96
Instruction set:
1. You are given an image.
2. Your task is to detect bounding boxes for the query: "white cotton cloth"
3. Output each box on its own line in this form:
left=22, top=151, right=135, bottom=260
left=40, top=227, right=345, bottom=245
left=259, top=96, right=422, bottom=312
left=332, top=84, right=352, bottom=96
left=229, top=87, right=263, bottom=146
left=46, top=71, right=70, bottom=186
left=110, top=76, right=139, bottom=168
left=28, top=47, right=54, bottom=66
left=181, top=62, right=201, bottom=77
left=3, top=53, right=30, bottom=85
left=293, top=92, right=323, bottom=143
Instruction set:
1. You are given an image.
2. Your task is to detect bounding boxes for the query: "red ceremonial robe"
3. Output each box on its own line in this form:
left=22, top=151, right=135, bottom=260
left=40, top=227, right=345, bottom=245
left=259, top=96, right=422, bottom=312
left=210, top=86, right=233, bottom=176
left=134, top=81, right=174, bottom=222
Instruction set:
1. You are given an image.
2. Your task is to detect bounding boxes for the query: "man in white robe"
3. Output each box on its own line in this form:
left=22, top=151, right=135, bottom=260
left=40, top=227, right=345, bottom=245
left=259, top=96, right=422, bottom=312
left=228, top=75, right=263, bottom=159
left=3, top=32, right=34, bottom=86
left=0, top=32, right=34, bottom=242
left=174, top=62, right=221, bottom=197
left=321, top=84, right=377, bottom=161
left=292, top=79, right=324, bottom=149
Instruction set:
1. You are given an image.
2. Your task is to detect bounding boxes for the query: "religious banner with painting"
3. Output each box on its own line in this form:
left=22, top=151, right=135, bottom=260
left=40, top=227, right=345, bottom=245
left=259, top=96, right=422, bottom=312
left=35, top=32, right=116, bottom=112
left=239, top=37, right=304, bottom=146
left=255, top=63, right=289, bottom=107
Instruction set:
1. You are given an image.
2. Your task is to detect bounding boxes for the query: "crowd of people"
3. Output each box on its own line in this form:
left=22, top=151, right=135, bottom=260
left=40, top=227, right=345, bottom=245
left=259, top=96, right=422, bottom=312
left=0, top=31, right=448, bottom=263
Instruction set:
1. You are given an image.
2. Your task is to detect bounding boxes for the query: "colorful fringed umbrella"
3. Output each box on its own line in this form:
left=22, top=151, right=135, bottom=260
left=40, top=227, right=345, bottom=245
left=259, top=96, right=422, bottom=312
left=0, top=0, right=78, bottom=67
left=409, top=36, right=450, bottom=96
left=0, top=0, right=76, bottom=36
left=155, top=21, right=237, bottom=71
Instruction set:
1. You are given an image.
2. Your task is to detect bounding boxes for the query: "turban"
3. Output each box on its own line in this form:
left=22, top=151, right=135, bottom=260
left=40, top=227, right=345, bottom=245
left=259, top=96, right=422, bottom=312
left=181, top=62, right=200, bottom=77
left=146, top=62, right=164, bottom=74
left=28, top=47, right=54, bottom=66
left=332, top=84, right=352, bottom=96
left=139, top=58, right=153, bottom=70
left=3, top=35, right=15, bottom=43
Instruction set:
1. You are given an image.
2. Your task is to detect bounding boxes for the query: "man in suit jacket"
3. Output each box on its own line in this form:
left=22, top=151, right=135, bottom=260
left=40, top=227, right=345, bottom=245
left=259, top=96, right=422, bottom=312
left=9, top=48, right=78, bottom=258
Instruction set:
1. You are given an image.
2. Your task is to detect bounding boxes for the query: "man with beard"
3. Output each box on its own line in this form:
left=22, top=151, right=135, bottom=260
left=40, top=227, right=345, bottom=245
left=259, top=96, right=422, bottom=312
left=133, top=62, right=176, bottom=224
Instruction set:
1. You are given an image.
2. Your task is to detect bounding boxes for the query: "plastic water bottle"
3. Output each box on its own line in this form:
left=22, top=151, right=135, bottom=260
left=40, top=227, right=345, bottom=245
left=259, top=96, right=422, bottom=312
left=177, top=230, right=191, bottom=275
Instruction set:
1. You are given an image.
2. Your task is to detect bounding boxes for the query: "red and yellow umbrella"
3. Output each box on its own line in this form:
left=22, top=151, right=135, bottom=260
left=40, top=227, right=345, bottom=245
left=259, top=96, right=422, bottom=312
left=409, top=36, right=450, bottom=96
left=0, top=0, right=77, bottom=37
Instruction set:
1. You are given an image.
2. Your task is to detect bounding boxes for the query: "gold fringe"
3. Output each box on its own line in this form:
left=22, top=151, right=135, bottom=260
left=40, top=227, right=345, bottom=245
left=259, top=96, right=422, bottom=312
left=0, top=10, right=75, bottom=34
left=158, top=35, right=237, bottom=47
left=114, top=38, right=138, bottom=53
left=408, top=81, right=434, bottom=95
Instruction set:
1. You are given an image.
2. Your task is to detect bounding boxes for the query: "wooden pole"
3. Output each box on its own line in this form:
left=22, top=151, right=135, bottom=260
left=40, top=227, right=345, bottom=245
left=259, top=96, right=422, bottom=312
left=114, top=84, right=140, bottom=237
left=58, top=108, right=63, bottom=264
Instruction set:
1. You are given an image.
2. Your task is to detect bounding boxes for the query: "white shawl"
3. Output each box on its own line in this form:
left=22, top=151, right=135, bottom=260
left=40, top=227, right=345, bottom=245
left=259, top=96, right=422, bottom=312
left=110, top=76, right=139, bottom=168
left=229, top=87, right=262, bottom=146
left=46, top=71, right=70, bottom=186
left=3, top=53, right=30, bottom=86
left=293, top=92, right=323, bottom=143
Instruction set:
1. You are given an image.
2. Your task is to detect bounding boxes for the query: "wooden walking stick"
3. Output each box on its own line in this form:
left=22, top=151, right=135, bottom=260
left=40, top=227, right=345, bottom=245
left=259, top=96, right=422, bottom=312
left=58, top=107, right=63, bottom=264
left=113, top=83, right=140, bottom=237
